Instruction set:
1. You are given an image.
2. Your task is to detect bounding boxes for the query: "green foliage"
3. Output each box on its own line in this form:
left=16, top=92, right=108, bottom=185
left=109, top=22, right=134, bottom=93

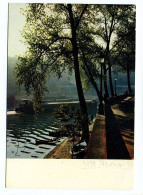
left=14, top=53, right=48, bottom=116
left=8, top=57, right=20, bottom=97
left=14, top=3, right=135, bottom=116
left=54, top=104, right=75, bottom=120
left=53, top=104, right=84, bottom=138
left=112, top=5, right=135, bottom=73
left=14, top=3, right=91, bottom=115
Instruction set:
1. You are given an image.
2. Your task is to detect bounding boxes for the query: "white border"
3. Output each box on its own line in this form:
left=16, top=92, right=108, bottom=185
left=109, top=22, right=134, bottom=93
left=1, top=0, right=137, bottom=4
left=0, top=0, right=143, bottom=195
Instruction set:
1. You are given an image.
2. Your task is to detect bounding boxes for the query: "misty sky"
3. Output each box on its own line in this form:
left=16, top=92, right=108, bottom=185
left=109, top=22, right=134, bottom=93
left=8, top=3, right=27, bottom=57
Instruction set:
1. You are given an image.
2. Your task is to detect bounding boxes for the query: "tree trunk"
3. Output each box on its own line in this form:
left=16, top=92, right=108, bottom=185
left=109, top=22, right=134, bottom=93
left=68, top=4, right=89, bottom=143
left=108, top=63, right=114, bottom=97
left=127, top=64, right=132, bottom=94
left=103, top=63, right=109, bottom=98
left=81, top=50, right=102, bottom=103
left=87, top=71, right=102, bottom=103
left=73, top=43, right=89, bottom=143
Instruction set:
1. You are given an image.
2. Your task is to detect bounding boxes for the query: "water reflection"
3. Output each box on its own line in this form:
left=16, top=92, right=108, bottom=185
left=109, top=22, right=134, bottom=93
left=7, top=101, right=97, bottom=158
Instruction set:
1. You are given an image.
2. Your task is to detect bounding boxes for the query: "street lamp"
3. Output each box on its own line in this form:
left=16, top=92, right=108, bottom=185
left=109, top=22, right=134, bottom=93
left=114, top=77, right=117, bottom=96
left=98, top=57, right=104, bottom=115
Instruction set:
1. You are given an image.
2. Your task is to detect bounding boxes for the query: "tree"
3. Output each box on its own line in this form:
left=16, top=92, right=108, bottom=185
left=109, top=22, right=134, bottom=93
left=86, top=5, right=135, bottom=97
left=53, top=104, right=84, bottom=139
left=14, top=3, right=90, bottom=142
left=14, top=4, right=135, bottom=143
left=14, top=52, right=48, bottom=116
left=112, top=5, right=135, bottom=94
left=66, top=4, right=89, bottom=142
left=76, top=23, right=103, bottom=103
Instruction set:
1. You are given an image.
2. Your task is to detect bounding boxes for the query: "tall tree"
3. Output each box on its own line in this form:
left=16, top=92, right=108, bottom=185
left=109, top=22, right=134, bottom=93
left=87, top=5, right=135, bottom=97
left=77, top=26, right=103, bottom=103
left=14, top=3, right=90, bottom=142
left=112, top=6, right=135, bottom=93
left=66, top=4, right=89, bottom=142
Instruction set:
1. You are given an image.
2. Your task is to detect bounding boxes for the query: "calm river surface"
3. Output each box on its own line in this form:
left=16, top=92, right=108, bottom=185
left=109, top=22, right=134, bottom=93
left=7, top=100, right=97, bottom=158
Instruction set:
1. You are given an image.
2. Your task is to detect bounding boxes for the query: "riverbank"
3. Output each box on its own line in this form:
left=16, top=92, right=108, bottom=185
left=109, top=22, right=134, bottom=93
left=44, top=119, right=95, bottom=159
left=44, top=95, right=134, bottom=159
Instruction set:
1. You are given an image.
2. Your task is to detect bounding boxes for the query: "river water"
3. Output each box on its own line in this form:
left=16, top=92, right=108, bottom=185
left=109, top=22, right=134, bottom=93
left=7, top=100, right=97, bottom=158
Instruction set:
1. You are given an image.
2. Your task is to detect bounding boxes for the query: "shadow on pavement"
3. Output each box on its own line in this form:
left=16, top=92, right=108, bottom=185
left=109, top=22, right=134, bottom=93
left=105, top=104, right=131, bottom=159
left=118, top=97, right=134, bottom=118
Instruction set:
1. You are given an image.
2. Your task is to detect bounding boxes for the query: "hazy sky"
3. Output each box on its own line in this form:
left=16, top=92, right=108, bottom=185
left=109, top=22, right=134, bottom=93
left=8, top=3, right=27, bottom=57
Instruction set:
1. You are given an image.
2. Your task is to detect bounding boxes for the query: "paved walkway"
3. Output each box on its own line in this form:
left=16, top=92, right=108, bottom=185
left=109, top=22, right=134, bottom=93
left=105, top=103, right=130, bottom=159
left=85, top=114, right=107, bottom=159
left=85, top=96, right=134, bottom=159
left=111, top=97, right=134, bottom=159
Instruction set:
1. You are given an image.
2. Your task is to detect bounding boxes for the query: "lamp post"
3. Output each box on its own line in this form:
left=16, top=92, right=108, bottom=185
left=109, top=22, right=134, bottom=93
left=98, top=57, right=104, bottom=115
left=114, top=77, right=117, bottom=96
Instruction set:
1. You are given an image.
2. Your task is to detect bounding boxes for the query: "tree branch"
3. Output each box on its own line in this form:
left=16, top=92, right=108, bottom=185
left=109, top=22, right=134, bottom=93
left=33, top=36, right=72, bottom=52
left=75, top=5, right=88, bottom=29
left=109, top=35, right=126, bottom=52
left=81, top=49, right=101, bottom=100
left=108, top=14, right=115, bottom=41
left=60, top=4, right=68, bottom=10
left=104, top=15, right=109, bottom=42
